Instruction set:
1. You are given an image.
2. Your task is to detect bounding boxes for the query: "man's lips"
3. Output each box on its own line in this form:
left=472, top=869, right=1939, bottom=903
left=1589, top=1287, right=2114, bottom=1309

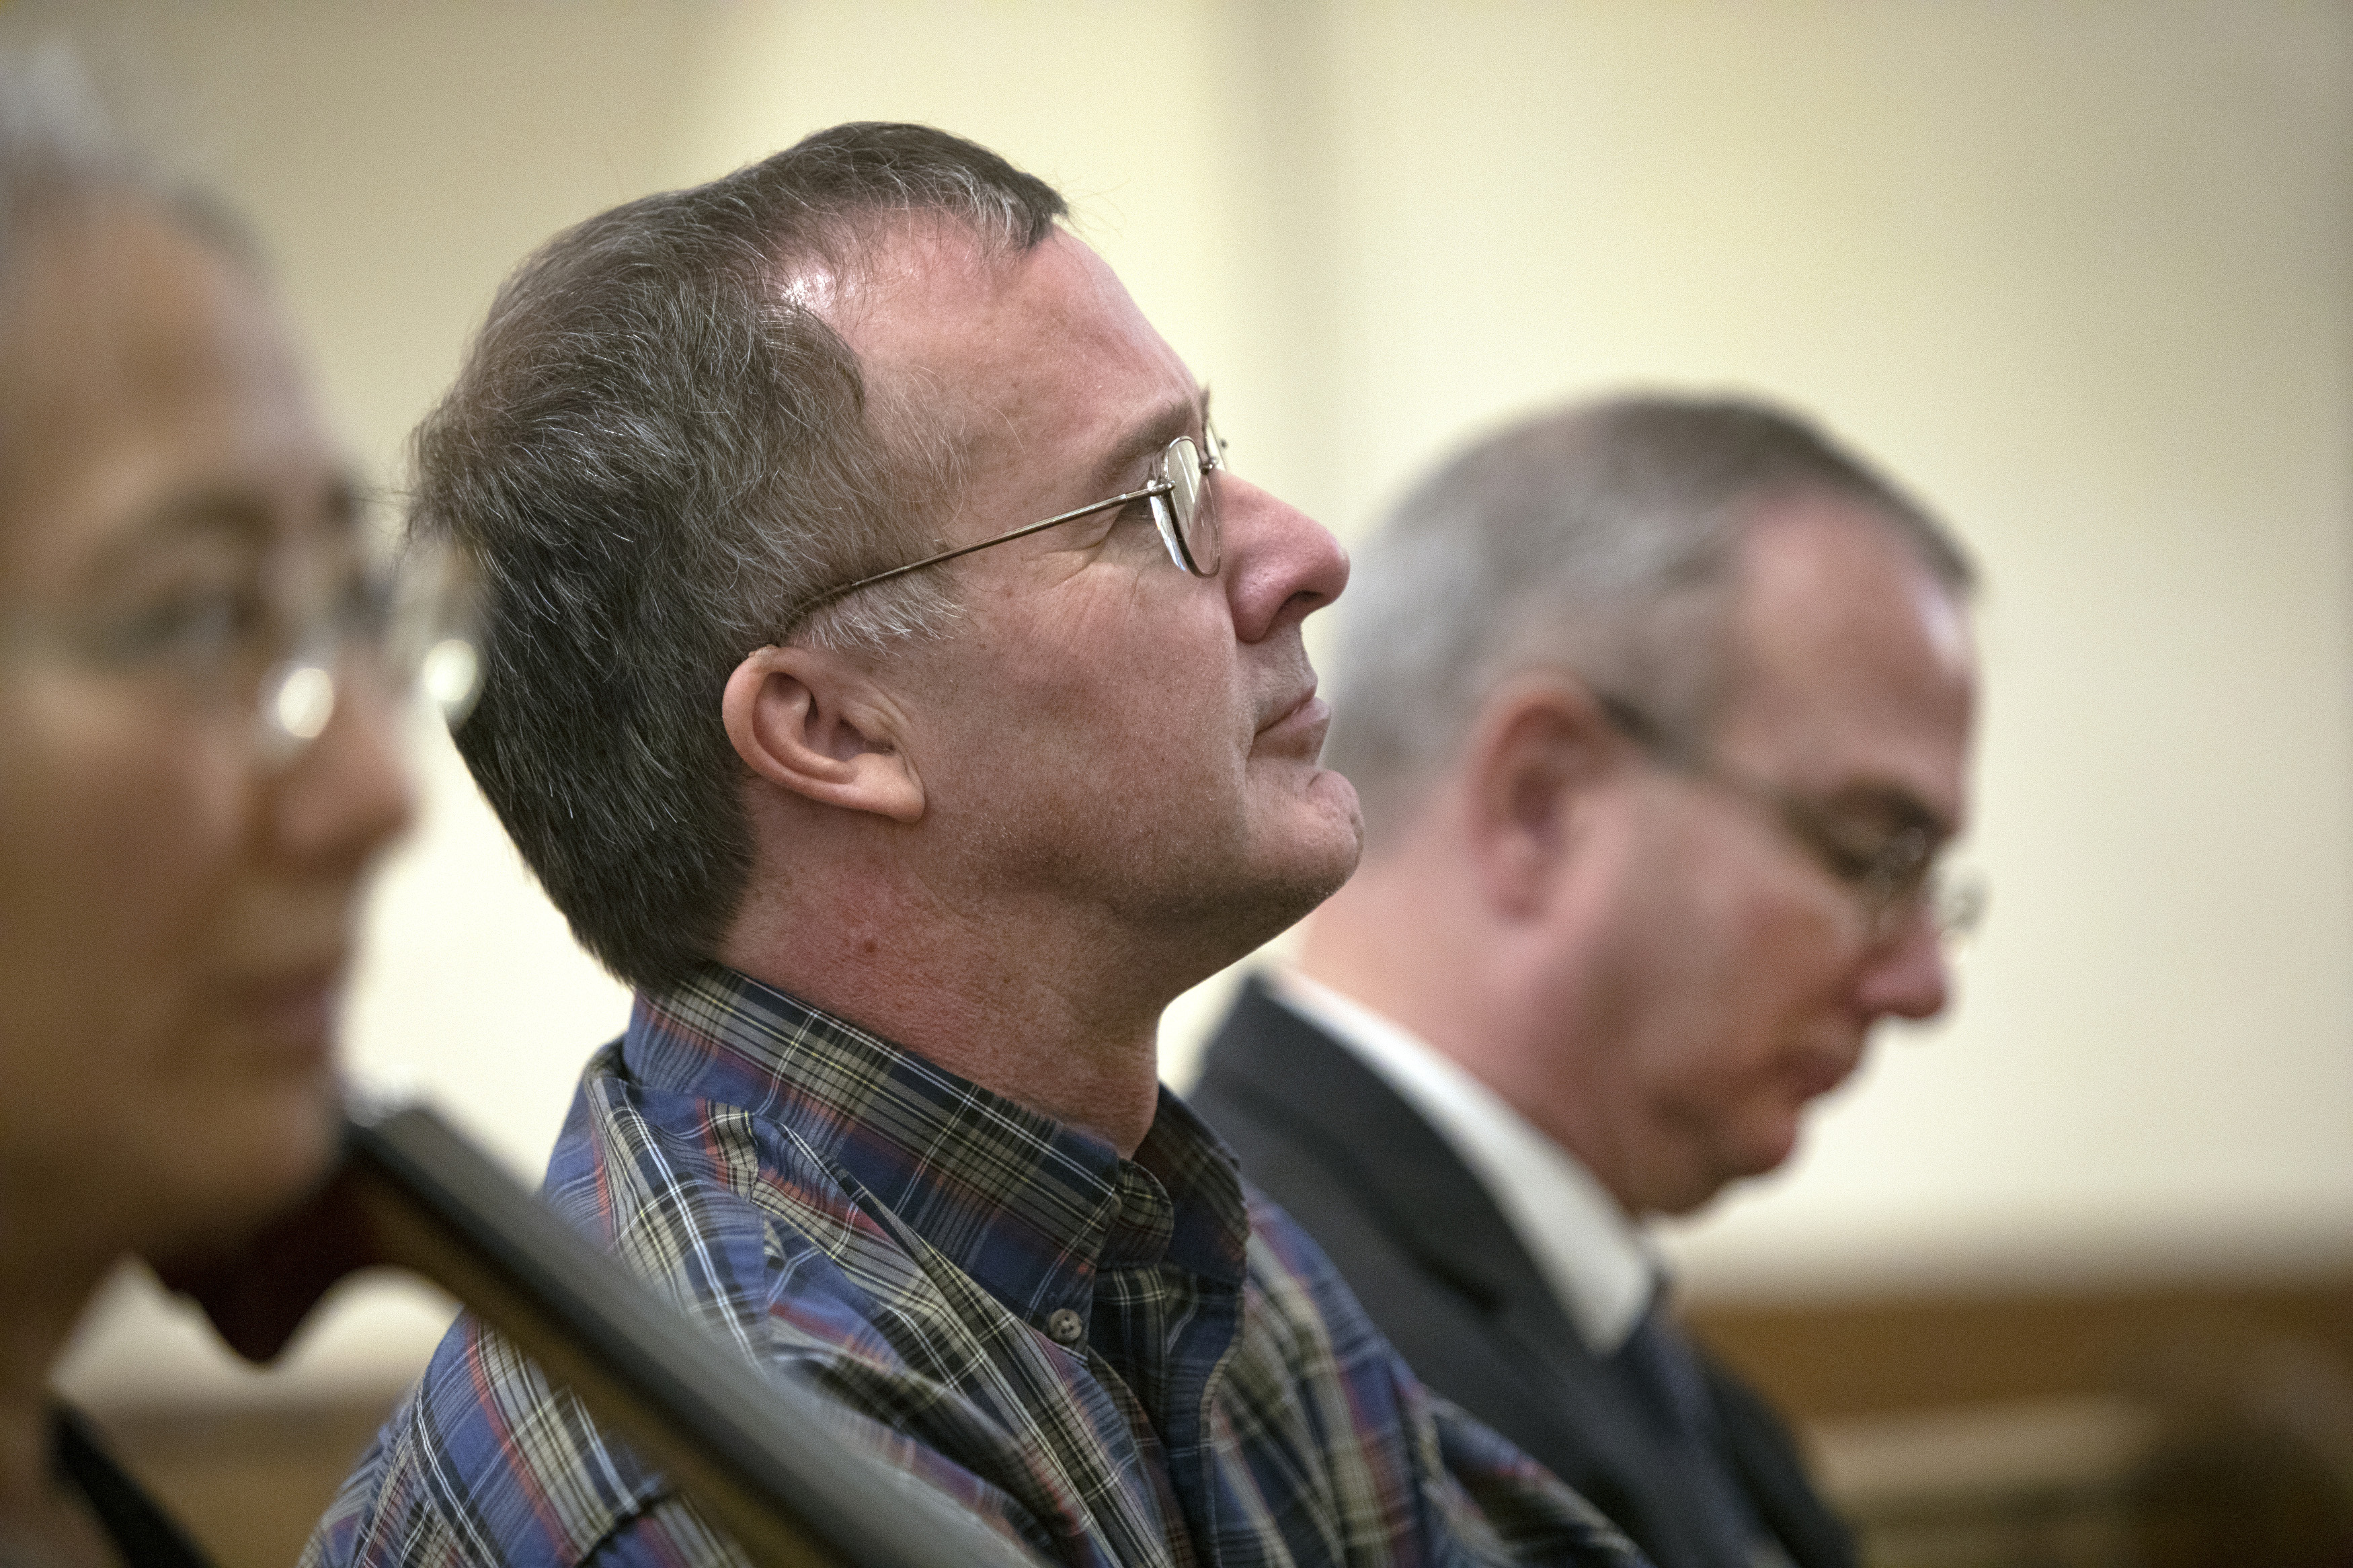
left=1259, top=686, right=1328, bottom=734
left=1257, top=690, right=1333, bottom=753
left=1782, top=1045, right=1863, bottom=1102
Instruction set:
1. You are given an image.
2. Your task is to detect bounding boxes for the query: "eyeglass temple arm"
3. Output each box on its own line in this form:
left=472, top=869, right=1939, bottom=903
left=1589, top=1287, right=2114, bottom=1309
left=1593, top=690, right=1702, bottom=768
left=797, top=482, right=1173, bottom=618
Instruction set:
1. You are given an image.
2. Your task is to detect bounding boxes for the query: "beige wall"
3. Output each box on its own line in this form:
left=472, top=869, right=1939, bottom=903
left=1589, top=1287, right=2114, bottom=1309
left=22, top=1, right=2350, bottom=1403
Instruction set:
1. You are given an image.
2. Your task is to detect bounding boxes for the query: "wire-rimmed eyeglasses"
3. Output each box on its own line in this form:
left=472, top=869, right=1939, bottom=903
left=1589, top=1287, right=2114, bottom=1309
left=792, top=425, right=1226, bottom=624
left=1597, top=692, right=1987, bottom=948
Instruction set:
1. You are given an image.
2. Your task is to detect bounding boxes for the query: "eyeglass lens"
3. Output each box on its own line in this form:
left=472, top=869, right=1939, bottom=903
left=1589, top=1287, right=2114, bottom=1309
left=1862, top=864, right=1987, bottom=950
left=1154, top=435, right=1222, bottom=577
left=257, top=540, right=483, bottom=757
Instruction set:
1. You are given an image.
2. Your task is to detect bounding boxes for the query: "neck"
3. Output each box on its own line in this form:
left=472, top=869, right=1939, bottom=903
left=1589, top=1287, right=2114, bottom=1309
left=1298, top=831, right=1643, bottom=1223
left=1296, top=832, right=1497, bottom=1061
left=722, top=867, right=1181, bottom=1157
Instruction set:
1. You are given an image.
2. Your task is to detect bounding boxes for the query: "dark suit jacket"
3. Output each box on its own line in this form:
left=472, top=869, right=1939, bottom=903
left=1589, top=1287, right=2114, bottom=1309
left=1191, top=977, right=1857, bottom=1568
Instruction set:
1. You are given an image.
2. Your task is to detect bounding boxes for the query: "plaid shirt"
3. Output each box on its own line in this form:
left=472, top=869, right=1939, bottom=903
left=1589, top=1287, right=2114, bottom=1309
left=307, top=967, right=1645, bottom=1568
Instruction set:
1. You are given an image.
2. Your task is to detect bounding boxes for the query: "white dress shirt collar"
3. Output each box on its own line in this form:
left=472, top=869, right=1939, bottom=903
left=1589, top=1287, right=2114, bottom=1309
left=1265, top=967, right=1658, bottom=1355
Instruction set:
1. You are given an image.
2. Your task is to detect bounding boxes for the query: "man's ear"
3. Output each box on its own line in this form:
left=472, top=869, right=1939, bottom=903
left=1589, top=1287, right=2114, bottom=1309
left=721, top=645, right=925, bottom=823
left=1466, top=675, right=1622, bottom=918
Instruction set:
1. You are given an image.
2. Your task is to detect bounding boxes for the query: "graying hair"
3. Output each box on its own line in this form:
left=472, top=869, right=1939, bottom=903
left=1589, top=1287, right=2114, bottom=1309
left=0, top=46, right=272, bottom=301
left=1324, top=394, right=1975, bottom=840
left=0, top=46, right=110, bottom=177
left=413, top=122, right=1069, bottom=991
left=0, top=49, right=135, bottom=292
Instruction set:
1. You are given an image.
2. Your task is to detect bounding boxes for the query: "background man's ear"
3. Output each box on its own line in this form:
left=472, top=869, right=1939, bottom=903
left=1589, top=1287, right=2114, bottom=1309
left=1467, top=675, right=1622, bottom=917
left=721, top=646, right=925, bottom=823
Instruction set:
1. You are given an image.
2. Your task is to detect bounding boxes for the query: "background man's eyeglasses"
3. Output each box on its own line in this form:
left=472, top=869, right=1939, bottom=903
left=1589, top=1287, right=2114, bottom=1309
left=1596, top=691, right=1987, bottom=947
left=793, top=426, right=1226, bottom=622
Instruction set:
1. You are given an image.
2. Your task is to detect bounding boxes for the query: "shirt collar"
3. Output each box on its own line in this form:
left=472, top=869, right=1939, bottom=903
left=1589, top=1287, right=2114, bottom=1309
left=1267, top=966, right=1658, bottom=1354
left=623, top=966, right=1252, bottom=1323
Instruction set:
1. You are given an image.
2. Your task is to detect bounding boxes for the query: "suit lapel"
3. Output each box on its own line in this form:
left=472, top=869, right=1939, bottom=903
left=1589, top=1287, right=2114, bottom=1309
left=1196, top=978, right=1788, bottom=1568
left=1202, top=982, right=1550, bottom=1311
left=1198, top=986, right=1661, bottom=1440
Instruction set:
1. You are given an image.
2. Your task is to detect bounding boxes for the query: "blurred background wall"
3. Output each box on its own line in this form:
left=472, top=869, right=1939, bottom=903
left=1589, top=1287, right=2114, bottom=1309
left=13, top=0, right=2349, bottom=1419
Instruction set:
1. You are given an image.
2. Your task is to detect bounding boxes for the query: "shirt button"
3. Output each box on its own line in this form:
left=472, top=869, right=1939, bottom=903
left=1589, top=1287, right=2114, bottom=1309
left=1044, top=1308, right=1086, bottom=1346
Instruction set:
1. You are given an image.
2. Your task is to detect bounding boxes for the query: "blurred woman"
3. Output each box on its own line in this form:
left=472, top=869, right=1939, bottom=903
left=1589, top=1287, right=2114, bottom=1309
left=0, top=69, right=416, bottom=1565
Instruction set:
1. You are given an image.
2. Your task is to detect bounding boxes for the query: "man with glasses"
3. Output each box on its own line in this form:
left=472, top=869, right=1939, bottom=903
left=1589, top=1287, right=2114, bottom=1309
left=312, top=124, right=1642, bottom=1567
left=1191, top=396, right=1980, bottom=1568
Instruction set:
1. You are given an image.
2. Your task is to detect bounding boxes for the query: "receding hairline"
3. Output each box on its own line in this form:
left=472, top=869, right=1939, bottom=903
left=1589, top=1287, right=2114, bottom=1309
left=1475, top=470, right=1975, bottom=696
left=785, top=213, right=1211, bottom=552
left=1730, top=474, right=1975, bottom=591
left=1687, top=479, right=1978, bottom=726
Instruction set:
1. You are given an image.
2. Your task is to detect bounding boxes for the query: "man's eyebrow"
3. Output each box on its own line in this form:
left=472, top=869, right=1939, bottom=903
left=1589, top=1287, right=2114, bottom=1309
left=1087, top=386, right=1210, bottom=495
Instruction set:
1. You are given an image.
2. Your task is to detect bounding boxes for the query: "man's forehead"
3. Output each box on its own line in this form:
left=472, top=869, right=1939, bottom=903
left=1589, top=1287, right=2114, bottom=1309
left=847, top=228, right=1186, bottom=413
left=801, top=218, right=1201, bottom=504
left=809, top=221, right=1160, bottom=374
left=1718, top=497, right=1977, bottom=807
left=787, top=215, right=998, bottom=330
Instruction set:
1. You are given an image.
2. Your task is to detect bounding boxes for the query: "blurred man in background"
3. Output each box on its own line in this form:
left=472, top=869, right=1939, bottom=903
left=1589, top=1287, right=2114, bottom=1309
left=314, top=124, right=1642, bottom=1568
left=1192, top=395, right=1981, bottom=1568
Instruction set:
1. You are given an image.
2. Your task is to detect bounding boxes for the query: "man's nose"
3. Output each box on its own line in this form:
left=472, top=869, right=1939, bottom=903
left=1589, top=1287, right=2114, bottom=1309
left=1220, top=476, right=1350, bottom=643
left=1853, top=909, right=1952, bottom=1021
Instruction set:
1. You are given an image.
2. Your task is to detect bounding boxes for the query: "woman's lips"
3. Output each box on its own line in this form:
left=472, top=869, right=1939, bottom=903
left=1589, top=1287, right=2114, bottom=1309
left=223, top=962, right=345, bottom=1068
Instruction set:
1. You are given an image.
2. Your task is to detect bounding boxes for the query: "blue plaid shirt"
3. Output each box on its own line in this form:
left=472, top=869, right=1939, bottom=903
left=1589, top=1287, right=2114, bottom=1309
left=307, top=966, right=1645, bottom=1568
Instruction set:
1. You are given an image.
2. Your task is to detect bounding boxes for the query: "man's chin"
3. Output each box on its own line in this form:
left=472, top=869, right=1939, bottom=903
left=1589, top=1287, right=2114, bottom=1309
left=1667, top=1118, right=1808, bottom=1215
left=1271, top=773, right=1367, bottom=917
left=1118, top=774, right=1363, bottom=1001
left=1734, top=1116, right=1806, bottom=1188
left=1170, top=806, right=1362, bottom=979
left=1296, top=766, right=1365, bottom=874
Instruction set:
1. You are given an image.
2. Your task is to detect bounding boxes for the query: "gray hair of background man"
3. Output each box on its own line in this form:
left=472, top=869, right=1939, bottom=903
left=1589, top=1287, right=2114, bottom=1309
left=409, top=122, right=1068, bottom=991
left=1323, top=394, right=1976, bottom=841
